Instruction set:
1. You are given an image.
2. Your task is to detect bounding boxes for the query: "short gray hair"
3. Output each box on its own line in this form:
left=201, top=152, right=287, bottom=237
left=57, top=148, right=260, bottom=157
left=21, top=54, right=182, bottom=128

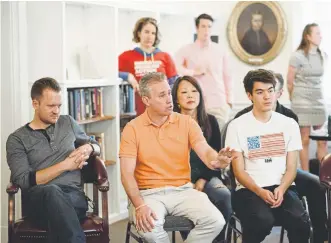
left=139, top=72, right=167, bottom=97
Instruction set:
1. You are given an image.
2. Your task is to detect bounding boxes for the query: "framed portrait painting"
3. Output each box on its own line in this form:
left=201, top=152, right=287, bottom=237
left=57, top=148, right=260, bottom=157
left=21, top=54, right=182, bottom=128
left=227, top=1, right=287, bottom=65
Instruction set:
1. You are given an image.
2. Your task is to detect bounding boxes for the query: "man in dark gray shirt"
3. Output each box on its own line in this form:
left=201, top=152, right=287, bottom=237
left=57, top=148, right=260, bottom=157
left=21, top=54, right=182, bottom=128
left=6, top=77, right=100, bottom=243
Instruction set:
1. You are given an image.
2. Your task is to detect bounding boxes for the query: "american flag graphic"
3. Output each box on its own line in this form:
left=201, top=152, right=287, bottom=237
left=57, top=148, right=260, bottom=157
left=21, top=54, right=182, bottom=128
left=247, top=133, right=285, bottom=160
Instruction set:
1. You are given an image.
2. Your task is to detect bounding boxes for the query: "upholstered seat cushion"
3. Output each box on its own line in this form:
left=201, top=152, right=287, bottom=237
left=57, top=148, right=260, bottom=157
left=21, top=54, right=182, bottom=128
left=163, top=216, right=194, bottom=231
left=13, top=212, right=105, bottom=236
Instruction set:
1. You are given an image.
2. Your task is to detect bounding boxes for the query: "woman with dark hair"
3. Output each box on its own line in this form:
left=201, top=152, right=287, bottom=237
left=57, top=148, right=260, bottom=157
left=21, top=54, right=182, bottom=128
left=287, top=23, right=328, bottom=171
left=119, top=17, right=178, bottom=116
left=172, top=75, right=232, bottom=242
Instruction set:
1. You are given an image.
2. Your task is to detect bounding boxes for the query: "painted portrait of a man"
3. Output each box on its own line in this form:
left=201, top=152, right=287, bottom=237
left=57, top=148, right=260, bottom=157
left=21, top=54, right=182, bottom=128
left=228, top=2, right=287, bottom=65
left=241, top=11, right=272, bottom=55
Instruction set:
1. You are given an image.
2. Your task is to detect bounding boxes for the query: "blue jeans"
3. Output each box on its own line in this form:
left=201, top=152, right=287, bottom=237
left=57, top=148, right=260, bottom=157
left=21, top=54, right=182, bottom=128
left=26, top=184, right=88, bottom=243
left=203, top=177, right=232, bottom=241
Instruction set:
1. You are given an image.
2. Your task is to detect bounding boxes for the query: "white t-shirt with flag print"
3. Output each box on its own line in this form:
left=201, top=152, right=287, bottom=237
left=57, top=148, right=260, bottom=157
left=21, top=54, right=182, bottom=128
left=225, top=111, right=302, bottom=190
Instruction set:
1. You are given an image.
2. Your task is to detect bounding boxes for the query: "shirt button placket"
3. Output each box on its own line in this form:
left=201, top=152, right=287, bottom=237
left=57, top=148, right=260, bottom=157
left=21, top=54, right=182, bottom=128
left=159, top=127, right=164, bottom=140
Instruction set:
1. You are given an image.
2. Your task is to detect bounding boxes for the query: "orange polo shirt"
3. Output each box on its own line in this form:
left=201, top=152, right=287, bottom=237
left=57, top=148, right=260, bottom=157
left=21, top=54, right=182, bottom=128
left=119, top=111, right=206, bottom=189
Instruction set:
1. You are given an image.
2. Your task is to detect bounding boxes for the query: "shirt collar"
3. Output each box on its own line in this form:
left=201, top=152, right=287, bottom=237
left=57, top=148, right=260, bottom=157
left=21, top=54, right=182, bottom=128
left=142, top=111, right=177, bottom=126
left=194, top=39, right=211, bottom=48
left=25, top=123, right=55, bottom=131
left=134, top=47, right=161, bottom=56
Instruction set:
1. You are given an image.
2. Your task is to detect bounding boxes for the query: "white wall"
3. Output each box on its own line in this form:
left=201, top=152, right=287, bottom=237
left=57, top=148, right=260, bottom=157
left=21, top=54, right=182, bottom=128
left=0, top=2, right=2, bottom=241
left=116, top=1, right=307, bottom=112
left=1, top=4, right=11, bottom=241
left=1, top=2, right=29, bottom=242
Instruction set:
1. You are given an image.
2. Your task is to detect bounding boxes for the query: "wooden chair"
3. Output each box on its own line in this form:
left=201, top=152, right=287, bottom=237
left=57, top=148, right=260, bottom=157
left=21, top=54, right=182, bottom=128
left=320, top=153, right=331, bottom=243
left=7, top=156, right=110, bottom=243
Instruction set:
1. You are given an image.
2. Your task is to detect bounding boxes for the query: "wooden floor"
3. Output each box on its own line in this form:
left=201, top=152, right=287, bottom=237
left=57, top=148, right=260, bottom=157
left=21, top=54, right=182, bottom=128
left=109, top=219, right=289, bottom=243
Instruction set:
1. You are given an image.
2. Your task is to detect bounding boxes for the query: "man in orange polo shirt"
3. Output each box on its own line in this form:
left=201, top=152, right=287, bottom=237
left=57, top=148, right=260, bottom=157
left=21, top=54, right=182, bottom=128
left=120, top=72, right=235, bottom=243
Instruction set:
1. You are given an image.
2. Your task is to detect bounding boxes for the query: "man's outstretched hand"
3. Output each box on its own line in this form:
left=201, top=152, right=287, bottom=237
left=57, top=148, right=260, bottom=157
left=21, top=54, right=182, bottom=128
left=210, top=147, right=237, bottom=170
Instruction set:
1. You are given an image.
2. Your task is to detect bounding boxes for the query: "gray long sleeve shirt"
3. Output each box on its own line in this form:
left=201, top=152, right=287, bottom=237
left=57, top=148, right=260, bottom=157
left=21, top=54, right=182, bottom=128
left=6, top=115, right=100, bottom=191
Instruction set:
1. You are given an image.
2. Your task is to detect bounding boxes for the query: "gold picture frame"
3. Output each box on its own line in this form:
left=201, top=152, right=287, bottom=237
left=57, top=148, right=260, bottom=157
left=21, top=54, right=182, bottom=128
left=227, top=1, right=287, bottom=66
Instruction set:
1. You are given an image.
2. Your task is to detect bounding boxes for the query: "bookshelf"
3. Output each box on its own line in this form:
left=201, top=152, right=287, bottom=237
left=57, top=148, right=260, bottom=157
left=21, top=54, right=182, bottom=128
left=77, top=115, right=115, bottom=125
left=26, top=1, right=126, bottom=224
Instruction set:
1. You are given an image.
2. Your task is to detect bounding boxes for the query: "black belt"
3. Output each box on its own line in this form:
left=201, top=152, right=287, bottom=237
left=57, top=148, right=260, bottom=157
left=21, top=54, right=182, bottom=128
left=139, top=188, right=152, bottom=190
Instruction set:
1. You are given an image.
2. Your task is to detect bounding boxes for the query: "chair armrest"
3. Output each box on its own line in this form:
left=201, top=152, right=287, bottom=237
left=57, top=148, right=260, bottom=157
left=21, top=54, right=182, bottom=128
left=82, top=156, right=109, bottom=191
left=6, top=182, right=19, bottom=195
left=97, top=181, right=110, bottom=192
left=320, top=153, right=331, bottom=187
left=93, top=156, right=109, bottom=186
left=7, top=182, right=18, bottom=242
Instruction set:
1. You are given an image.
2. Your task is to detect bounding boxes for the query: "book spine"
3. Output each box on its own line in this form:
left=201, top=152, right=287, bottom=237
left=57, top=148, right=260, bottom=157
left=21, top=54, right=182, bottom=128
left=80, top=89, right=85, bottom=120
left=74, top=89, right=81, bottom=121
left=98, top=87, right=104, bottom=117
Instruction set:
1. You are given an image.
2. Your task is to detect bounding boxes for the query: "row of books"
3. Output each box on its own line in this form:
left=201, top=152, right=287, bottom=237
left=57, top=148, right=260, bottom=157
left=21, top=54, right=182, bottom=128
left=88, top=132, right=106, bottom=160
left=120, top=84, right=135, bottom=114
left=68, top=88, right=104, bottom=121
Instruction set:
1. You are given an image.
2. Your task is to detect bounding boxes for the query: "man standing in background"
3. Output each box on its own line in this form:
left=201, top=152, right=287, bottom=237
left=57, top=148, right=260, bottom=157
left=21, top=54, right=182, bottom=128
left=174, top=13, right=233, bottom=130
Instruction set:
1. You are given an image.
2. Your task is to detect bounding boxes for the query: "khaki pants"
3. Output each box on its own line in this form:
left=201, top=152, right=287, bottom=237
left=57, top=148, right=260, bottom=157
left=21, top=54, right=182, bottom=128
left=129, top=183, right=225, bottom=243
left=207, top=104, right=231, bottom=131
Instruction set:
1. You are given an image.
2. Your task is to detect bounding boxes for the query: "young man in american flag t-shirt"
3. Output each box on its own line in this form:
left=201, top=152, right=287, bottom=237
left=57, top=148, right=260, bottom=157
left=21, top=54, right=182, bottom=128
left=225, top=69, right=310, bottom=243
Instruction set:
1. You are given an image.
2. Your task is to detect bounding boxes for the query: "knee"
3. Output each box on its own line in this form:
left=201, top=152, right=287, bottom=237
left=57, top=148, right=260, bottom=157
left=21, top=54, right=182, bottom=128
left=214, top=188, right=232, bottom=204
left=40, top=184, right=65, bottom=203
left=318, top=140, right=328, bottom=147
left=252, top=212, right=274, bottom=233
left=39, top=184, right=62, bottom=196
left=302, top=136, right=310, bottom=146
left=213, top=216, right=226, bottom=233
left=137, top=220, right=167, bottom=242
left=203, top=208, right=226, bottom=233
left=44, top=184, right=62, bottom=192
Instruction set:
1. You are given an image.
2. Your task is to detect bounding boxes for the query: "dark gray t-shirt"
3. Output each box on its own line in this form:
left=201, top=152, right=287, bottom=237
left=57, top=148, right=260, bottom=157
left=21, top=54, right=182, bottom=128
left=6, top=115, right=98, bottom=191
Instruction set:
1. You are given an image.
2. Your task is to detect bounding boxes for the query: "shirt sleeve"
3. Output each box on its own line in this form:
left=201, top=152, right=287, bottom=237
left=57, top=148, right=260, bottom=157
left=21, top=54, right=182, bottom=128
left=164, top=53, right=178, bottom=85
left=6, top=134, right=33, bottom=190
left=225, top=121, right=243, bottom=152
left=287, top=119, right=303, bottom=152
left=119, top=123, right=138, bottom=158
left=119, top=51, right=130, bottom=73
left=174, top=47, right=195, bottom=76
left=289, top=52, right=301, bottom=69
left=68, top=115, right=100, bottom=156
left=119, top=71, right=129, bottom=81
left=188, top=117, right=206, bottom=148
